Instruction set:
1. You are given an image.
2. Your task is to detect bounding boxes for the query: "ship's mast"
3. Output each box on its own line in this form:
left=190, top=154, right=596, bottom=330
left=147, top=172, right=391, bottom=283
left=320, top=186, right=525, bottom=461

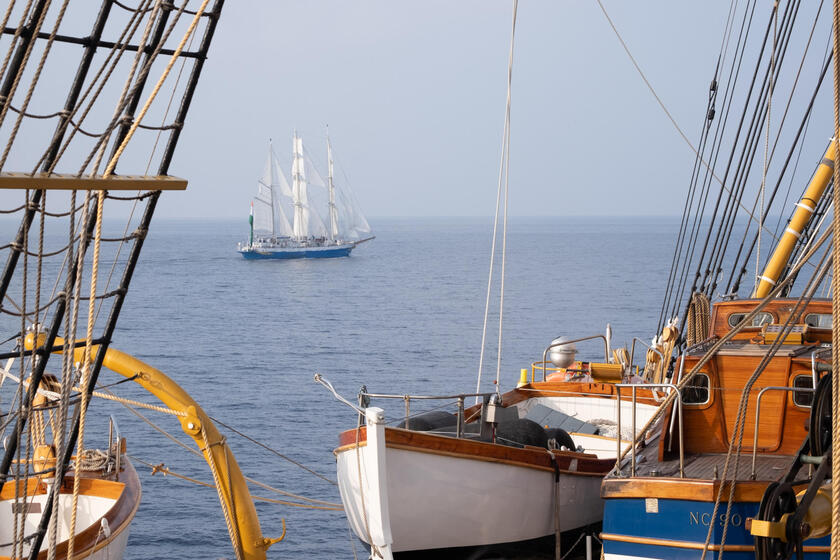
left=292, top=131, right=305, bottom=239
left=268, top=140, right=276, bottom=238
left=327, top=127, right=338, bottom=241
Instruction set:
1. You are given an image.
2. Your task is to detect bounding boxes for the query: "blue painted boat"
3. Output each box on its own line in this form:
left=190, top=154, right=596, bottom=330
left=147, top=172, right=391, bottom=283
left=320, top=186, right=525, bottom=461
left=239, top=132, right=372, bottom=260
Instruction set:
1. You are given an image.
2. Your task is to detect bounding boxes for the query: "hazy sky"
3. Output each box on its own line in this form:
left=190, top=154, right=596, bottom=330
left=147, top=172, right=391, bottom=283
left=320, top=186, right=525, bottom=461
left=154, top=2, right=732, bottom=219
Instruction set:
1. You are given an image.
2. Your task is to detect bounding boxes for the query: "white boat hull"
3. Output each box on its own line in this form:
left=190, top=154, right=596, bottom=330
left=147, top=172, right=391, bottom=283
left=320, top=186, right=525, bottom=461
left=0, top=459, right=141, bottom=559
left=336, top=409, right=604, bottom=555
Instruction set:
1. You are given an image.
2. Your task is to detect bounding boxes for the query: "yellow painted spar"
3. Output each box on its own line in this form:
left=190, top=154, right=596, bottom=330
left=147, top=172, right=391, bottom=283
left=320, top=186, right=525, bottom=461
left=753, top=140, right=836, bottom=298
left=24, top=334, right=282, bottom=560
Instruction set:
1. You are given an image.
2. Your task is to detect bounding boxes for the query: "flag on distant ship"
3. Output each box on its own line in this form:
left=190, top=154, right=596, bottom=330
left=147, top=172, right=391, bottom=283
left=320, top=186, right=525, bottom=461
left=249, top=202, right=254, bottom=245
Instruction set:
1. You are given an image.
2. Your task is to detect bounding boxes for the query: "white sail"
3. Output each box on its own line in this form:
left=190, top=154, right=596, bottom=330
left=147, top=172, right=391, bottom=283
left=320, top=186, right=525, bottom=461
left=292, top=135, right=307, bottom=238
left=292, top=134, right=329, bottom=239
left=327, top=135, right=339, bottom=240
left=326, top=139, right=371, bottom=240
left=335, top=184, right=371, bottom=239
left=252, top=186, right=274, bottom=236
left=253, top=142, right=293, bottom=237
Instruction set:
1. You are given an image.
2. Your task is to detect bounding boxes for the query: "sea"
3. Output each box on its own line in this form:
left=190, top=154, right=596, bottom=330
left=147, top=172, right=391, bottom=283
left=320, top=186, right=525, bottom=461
left=4, top=216, right=682, bottom=559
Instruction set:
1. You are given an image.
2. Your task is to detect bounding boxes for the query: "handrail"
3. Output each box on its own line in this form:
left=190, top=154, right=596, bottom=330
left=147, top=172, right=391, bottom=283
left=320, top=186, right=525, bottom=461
left=615, top=383, right=683, bottom=478
left=530, top=360, right=563, bottom=382
left=26, top=334, right=280, bottom=560
left=541, top=334, right=610, bottom=381
left=629, top=337, right=664, bottom=377
left=667, top=353, right=686, bottom=452
left=314, top=373, right=365, bottom=415
left=360, top=391, right=496, bottom=400
left=315, top=374, right=497, bottom=436
left=749, top=385, right=816, bottom=479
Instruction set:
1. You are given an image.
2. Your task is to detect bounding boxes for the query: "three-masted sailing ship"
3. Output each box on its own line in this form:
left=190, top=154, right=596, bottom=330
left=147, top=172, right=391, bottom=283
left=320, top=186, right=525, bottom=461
left=0, top=2, right=286, bottom=559
left=238, top=132, right=374, bottom=259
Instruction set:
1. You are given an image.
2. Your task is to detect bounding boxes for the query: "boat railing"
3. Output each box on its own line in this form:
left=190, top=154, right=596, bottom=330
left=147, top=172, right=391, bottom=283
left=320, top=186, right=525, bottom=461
left=538, top=334, right=610, bottom=381
left=315, top=373, right=496, bottom=439
left=615, top=383, right=684, bottom=478
left=749, top=385, right=815, bottom=479
left=530, top=360, right=565, bottom=382
left=359, top=390, right=498, bottom=437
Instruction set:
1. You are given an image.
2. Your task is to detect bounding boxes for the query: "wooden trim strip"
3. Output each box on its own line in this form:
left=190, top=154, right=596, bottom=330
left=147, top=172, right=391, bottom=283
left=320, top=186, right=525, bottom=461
left=336, top=426, right=613, bottom=476
left=383, top=442, right=606, bottom=476
left=334, top=441, right=367, bottom=454
left=0, top=172, right=187, bottom=191
left=602, top=478, right=779, bottom=503
left=600, top=532, right=828, bottom=553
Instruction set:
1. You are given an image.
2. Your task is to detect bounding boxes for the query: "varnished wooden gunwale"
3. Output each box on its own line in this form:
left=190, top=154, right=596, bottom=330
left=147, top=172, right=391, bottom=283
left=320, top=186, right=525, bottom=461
left=0, top=459, right=141, bottom=560
left=337, top=426, right=613, bottom=476
left=601, top=476, right=786, bottom=503
left=497, top=381, right=663, bottom=408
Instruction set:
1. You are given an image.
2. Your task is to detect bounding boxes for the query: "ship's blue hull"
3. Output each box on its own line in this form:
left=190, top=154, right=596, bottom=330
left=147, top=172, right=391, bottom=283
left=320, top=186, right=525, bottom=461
left=239, top=245, right=353, bottom=259
left=602, top=496, right=829, bottom=560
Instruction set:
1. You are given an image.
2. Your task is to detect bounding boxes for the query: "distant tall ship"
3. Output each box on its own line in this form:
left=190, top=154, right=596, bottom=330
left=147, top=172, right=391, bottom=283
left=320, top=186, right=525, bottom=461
left=238, top=132, right=374, bottom=259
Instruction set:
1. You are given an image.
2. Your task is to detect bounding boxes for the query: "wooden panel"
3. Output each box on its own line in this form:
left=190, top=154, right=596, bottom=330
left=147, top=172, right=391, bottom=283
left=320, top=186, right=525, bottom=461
left=716, top=355, right=789, bottom=451
left=675, top=358, right=728, bottom=455
left=709, top=298, right=831, bottom=342
left=673, top=354, right=810, bottom=456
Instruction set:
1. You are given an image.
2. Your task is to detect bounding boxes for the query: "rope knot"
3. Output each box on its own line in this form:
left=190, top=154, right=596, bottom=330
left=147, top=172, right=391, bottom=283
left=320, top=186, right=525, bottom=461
left=150, top=462, right=166, bottom=475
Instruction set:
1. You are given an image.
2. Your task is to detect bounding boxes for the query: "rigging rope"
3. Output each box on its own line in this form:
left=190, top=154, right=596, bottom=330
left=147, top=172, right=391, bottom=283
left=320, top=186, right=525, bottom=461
left=830, top=0, right=840, bottom=557
left=475, top=0, right=517, bottom=402
left=201, top=427, right=245, bottom=560
left=494, top=0, right=516, bottom=395
left=756, top=3, right=778, bottom=293
left=596, top=0, right=781, bottom=242
left=614, top=226, right=831, bottom=471
left=0, top=0, right=71, bottom=169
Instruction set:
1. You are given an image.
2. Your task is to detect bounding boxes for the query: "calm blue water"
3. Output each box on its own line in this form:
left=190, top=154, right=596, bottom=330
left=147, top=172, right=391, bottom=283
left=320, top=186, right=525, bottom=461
left=4, top=216, right=681, bottom=559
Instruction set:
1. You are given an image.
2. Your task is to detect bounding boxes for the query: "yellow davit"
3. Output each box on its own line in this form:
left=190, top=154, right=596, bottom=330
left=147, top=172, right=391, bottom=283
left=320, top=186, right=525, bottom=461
left=24, top=333, right=283, bottom=560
